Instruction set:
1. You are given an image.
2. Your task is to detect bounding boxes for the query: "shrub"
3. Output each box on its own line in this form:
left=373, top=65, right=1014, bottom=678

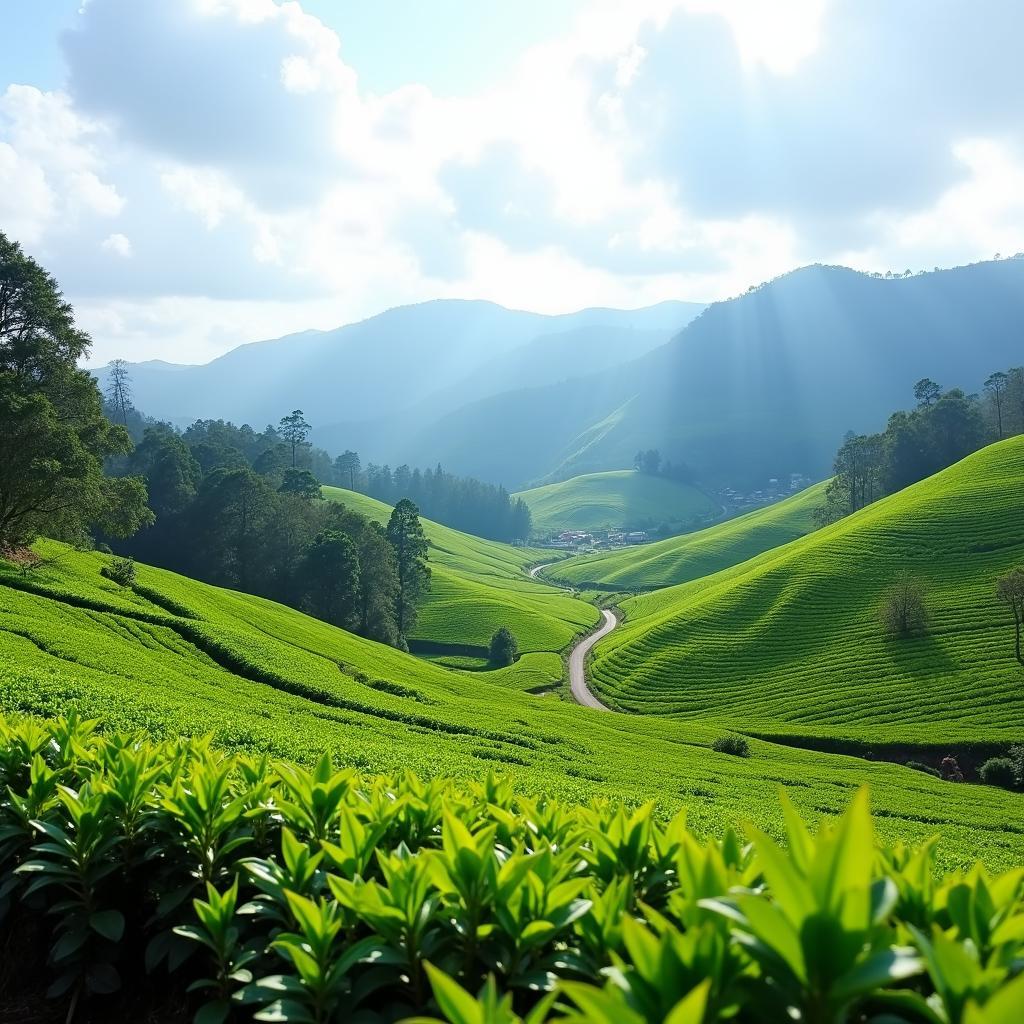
left=711, top=734, right=750, bottom=757
left=101, top=556, right=136, bottom=588
left=880, top=571, right=928, bottom=636
left=3, top=715, right=1024, bottom=1024
left=488, top=626, right=519, bottom=666
left=940, top=755, right=964, bottom=782
left=979, top=756, right=1017, bottom=789
left=906, top=760, right=941, bottom=778
left=1011, top=744, right=1024, bottom=787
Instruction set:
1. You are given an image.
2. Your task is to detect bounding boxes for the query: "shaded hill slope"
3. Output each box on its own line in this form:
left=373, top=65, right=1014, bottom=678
left=514, top=470, right=719, bottom=535
left=94, top=299, right=701, bottom=441
left=590, top=437, right=1024, bottom=743
left=410, top=259, right=1024, bottom=488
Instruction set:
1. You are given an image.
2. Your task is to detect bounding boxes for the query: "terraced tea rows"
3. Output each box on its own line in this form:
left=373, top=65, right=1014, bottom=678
left=321, top=485, right=598, bottom=655
left=1, top=541, right=1021, bottom=870
left=551, top=479, right=827, bottom=590
left=514, top=469, right=719, bottom=534
left=590, top=437, right=1024, bottom=745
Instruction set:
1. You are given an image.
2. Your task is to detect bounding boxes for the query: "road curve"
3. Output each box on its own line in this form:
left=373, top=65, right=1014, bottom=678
left=527, top=559, right=618, bottom=710
left=568, top=609, right=616, bottom=710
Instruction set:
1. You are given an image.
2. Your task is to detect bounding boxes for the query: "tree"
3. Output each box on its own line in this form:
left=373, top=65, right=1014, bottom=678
left=278, top=468, right=321, bottom=501
left=880, top=572, right=927, bottom=637
left=334, top=450, right=361, bottom=490
left=0, top=232, right=152, bottom=550
left=105, top=358, right=133, bottom=426
left=278, top=409, right=311, bottom=468
left=913, top=378, right=942, bottom=408
left=984, top=371, right=1009, bottom=440
left=385, top=498, right=430, bottom=643
left=187, top=469, right=276, bottom=591
left=488, top=627, right=519, bottom=667
left=129, top=428, right=201, bottom=519
left=301, top=530, right=361, bottom=630
left=996, top=567, right=1024, bottom=664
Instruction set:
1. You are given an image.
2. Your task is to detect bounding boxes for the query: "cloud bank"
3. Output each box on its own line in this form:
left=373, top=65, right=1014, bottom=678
left=1, top=0, right=1022, bottom=363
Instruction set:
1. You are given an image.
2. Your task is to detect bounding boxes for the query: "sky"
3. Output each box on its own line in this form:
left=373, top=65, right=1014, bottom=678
left=2, top=0, right=1023, bottom=366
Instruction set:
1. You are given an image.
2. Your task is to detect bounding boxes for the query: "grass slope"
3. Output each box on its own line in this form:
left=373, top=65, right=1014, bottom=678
left=590, top=437, right=1024, bottom=745
left=321, top=486, right=598, bottom=655
left=0, top=541, right=1022, bottom=870
left=552, top=480, right=827, bottom=590
left=514, top=470, right=719, bottom=535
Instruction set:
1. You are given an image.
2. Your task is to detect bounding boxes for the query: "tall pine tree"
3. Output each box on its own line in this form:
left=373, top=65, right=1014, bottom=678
left=385, top=498, right=430, bottom=645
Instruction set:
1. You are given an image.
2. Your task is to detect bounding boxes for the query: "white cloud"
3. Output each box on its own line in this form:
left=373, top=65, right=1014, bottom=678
left=2, top=0, right=1022, bottom=368
left=100, top=232, right=133, bottom=257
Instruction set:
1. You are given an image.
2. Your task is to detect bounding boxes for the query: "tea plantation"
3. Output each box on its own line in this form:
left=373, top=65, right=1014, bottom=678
left=1, top=537, right=1021, bottom=873
left=1, top=717, right=1021, bottom=1023
left=589, top=436, right=1024, bottom=746
left=513, top=470, right=719, bottom=535
left=320, top=486, right=598, bottom=658
left=549, top=479, right=826, bottom=591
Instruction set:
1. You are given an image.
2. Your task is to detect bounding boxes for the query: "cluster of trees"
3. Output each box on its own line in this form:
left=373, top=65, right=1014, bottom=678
left=339, top=455, right=532, bottom=542
left=116, top=401, right=530, bottom=543
left=816, top=370, right=1024, bottom=525
left=0, top=233, right=153, bottom=553
left=631, top=448, right=694, bottom=484
left=110, top=422, right=431, bottom=649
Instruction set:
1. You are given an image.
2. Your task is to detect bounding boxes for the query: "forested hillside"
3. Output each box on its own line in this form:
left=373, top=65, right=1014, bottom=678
left=409, top=259, right=1024, bottom=488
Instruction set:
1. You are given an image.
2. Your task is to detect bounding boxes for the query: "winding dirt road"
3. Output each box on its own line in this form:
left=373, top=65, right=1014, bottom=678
left=527, top=560, right=616, bottom=711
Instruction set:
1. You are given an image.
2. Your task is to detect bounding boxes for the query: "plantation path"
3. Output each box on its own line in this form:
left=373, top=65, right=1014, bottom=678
left=567, top=609, right=616, bottom=710
left=527, top=559, right=616, bottom=711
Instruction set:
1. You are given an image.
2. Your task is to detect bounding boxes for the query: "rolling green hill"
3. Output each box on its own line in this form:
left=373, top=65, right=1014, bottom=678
left=550, top=479, right=827, bottom=589
left=514, top=470, right=719, bottom=535
left=590, top=437, right=1024, bottom=745
left=1, top=540, right=1021, bottom=871
left=320, top=486, right=599, bottom=657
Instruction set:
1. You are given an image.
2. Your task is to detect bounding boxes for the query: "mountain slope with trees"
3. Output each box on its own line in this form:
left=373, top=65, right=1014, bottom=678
left=93, top=299, right=703, bottom=442
left=407, top=258, right=1024, bottom=489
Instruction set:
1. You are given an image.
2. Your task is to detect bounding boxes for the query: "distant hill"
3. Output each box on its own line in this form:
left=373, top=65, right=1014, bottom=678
left=550, top=478, right=828, bottom=589
left=408, top=259, right=1024, bottom=488
left=92, top=298, right=703, bottom=438
left=590, top=436, right=1024, bottom=744
left=514, top=470, right=718, bottom=536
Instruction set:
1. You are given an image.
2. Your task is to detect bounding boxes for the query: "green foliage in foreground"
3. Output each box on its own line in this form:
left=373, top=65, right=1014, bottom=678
left=550, top=479, right=827, bottom=590
left=2, top=717, right=1023, bottom=1024
left=513, top=470, right=719, bottom=536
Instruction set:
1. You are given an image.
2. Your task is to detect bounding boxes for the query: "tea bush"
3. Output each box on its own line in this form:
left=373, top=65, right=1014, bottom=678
left=979, top=756, right=1017, bottom=790
left=1, top=714, right=1022, bottom=1023
left=710, top=734, right=749, bottom=757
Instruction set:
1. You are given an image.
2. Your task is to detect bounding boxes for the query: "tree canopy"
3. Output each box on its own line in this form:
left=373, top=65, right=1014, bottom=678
left=0, top=232, right=152, bottom=550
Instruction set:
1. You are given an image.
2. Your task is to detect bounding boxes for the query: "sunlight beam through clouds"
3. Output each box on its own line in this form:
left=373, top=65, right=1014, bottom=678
left=0, top=0, right=1021, bottom=364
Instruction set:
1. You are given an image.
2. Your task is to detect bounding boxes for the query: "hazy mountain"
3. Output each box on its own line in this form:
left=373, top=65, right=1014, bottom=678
left=406, top=259, right=1024, bottom=488
left=93, top=299, right=703, bottom=433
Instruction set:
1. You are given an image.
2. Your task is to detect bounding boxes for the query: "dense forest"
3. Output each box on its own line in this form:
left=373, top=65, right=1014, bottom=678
left=110, top=395, right=532, bottom=543
left=816, top=368, right=1024, bottom=523
left=105, top=418, right=431, bottom=650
